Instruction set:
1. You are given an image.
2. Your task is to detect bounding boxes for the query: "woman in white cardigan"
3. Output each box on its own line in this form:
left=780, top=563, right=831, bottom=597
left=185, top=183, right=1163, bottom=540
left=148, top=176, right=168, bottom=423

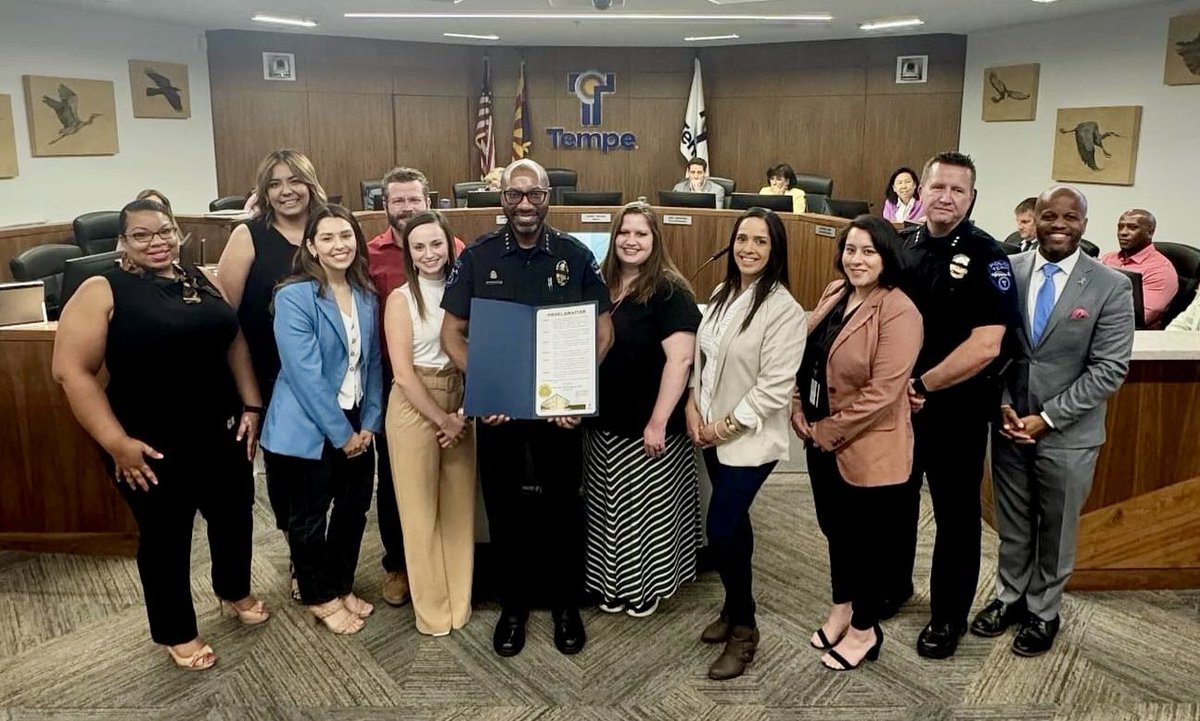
left=685, top=207, right=807, bottom=681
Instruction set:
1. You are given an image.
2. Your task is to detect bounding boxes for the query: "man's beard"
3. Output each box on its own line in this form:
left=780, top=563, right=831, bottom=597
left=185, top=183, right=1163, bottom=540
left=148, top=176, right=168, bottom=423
left=388, top=213, right=411, bottom=234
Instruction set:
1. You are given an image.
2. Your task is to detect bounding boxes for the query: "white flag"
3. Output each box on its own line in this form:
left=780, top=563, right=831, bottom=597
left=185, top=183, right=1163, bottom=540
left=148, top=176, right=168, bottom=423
left=680, top=57, right=708, bottom=162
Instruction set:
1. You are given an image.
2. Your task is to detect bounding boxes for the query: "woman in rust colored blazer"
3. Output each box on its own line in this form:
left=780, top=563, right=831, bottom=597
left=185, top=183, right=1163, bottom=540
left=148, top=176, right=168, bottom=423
left=791, top=214, right=922, bottom=672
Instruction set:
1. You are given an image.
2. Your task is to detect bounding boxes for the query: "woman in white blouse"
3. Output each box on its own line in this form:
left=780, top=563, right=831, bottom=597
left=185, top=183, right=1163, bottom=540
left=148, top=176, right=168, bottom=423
left=383, top=211, right=475, bottom=636
left=685, top=207, right=807, bottom=680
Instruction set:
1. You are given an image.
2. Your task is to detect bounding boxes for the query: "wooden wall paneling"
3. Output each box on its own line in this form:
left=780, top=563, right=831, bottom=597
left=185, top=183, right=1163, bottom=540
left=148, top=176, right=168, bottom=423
left=210, top=89, right=310, bottom=198
left=306, top=93, right=395, bottom=211
left=860, top=93, right=963, bottom=213
left=0, top=222, right=74, bottom=281
left=792, top=216, right=844, bottom=309
left=629, top=98, right=688, bottom=201
left=784, top=95, right=868, bottom=201
left=393, top=44, right=473, bottom=98
left=306, top=36, right=394, bottom=96
left=1074, top=475, right=1200, bottom=571
left=392, top=95, right=471, bottom=202
left=864, top=35, right=967, bottom=96
left=206, top=30, right=311, bottom=94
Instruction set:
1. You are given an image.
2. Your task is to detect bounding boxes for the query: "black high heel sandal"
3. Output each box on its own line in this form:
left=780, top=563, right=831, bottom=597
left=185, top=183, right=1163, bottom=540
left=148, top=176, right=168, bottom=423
left=822, top=624, right=884, bottom=671
left=810, top=626, right=847, bottom=650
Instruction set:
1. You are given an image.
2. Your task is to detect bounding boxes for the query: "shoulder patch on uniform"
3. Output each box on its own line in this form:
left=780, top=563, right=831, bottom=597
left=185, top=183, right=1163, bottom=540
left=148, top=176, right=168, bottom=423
left=987, top=259, right=1014, bottom=293
left=589, top=259, right=603, bottom=280
left=446, top=258, right=464, bottom=287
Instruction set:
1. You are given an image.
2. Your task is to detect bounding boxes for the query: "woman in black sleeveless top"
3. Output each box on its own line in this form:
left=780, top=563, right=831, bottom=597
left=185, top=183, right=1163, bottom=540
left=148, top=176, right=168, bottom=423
left=217, top=150, right=327, bottom=544
left=53, top=199, right=270, bottom=671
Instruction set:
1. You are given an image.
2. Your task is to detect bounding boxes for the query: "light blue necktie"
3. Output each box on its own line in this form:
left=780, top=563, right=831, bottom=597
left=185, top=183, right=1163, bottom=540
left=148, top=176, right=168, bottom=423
left=1031, top=263, right=1060, bottom=344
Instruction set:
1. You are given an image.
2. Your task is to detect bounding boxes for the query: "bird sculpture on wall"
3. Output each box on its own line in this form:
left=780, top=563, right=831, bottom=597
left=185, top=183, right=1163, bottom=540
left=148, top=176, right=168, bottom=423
left=1176, top=30, right=1200, bottom=75
left=144, top=67, right=183, bottom=112
left=1059, top=121, right=1120, bottom=171
left=41, top=84, right=101, bottom=145
left=988, top=71, right=1030, bottom=103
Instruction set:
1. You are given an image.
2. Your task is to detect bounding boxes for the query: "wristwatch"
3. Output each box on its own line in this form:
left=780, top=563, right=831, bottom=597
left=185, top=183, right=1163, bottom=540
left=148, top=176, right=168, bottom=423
left=911, top=377, right=929, bottom=396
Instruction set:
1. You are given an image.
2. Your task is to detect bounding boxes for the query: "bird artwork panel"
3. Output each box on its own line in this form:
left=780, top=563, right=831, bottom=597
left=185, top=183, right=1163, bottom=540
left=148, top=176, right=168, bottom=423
left=981, top=64, right=1039, bottom=122
left=0, top=94, right=18, bottom=178
left=1164, top=13, right=1200, bottom=86
left=129, top=59, right=191, bottom=118
left=1052, top=106, right=1142, bottom=186
left=22, top=75, right=118, bottom=157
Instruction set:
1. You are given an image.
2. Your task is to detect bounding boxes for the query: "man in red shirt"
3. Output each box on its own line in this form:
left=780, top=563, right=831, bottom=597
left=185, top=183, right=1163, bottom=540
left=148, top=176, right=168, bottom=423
left=366, top=167, right=464, bottom=606
left=1099, top=209, right=1179, bottom=328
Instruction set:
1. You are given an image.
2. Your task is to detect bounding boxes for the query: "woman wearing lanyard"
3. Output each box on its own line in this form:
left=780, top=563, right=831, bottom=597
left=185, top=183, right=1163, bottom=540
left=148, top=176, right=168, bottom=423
left=686, top=207, right=807, bottom=680
left=792, top=214, right=922, bottom=671
left=260, top=205, right=383, bottom=635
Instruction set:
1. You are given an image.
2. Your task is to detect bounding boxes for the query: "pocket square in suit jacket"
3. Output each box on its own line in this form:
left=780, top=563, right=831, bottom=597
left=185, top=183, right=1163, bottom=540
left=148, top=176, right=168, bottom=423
left=1070, top=307, right=1090, bottom=320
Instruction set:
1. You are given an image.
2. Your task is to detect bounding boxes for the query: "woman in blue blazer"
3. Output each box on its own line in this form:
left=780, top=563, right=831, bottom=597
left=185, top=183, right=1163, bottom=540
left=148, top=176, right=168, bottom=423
left=261, top=204, right=383, bottom=635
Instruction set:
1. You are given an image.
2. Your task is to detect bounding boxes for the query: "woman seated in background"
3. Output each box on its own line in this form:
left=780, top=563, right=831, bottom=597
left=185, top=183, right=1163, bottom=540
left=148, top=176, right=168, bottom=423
left=686, top=207, right=807, bottom=681
left=383, top=210, right=475, bottom=637
left=757, top=163, right=807, bottom=214
left=792, top=215, right=922, bottom=672
left=584, top=202, right=702, bottom=619
left=53, top=198, right=268, bottom=671
left=881, top=167, right=923, bottom=223
left=260, top=205, right=383, bottom=635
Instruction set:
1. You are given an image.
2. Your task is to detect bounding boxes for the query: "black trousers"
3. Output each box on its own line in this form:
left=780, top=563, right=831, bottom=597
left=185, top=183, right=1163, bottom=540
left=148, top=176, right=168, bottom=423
left=702, top=448, right=777, bottom=628
left=115, top=430, right=254, bottom=646
left=476, top=419, right=584, bottom=611
left=374, top=425, right=407, bottom=574
left=807, top=446, right=908, bottom=631
left=892, top=394, right=991, bottom=627
left=265, top=415, right=376, bottom=605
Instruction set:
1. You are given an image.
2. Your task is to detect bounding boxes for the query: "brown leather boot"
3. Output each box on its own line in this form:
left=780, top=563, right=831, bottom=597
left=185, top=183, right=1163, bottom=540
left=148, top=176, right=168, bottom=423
left=708, top=625, right=759, bottom=680
left=701, top=611, right=730, bottom=644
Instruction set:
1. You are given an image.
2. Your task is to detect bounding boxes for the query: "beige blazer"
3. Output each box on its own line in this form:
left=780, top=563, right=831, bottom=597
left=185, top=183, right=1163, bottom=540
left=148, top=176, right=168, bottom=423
left=692, top=283, right=807, bottom=467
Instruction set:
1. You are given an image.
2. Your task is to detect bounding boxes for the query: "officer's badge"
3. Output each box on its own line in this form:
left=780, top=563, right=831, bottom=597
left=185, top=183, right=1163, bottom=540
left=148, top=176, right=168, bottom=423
left=988, top=260, right=1014, bottom=292
left=489, top=270, right=497, bottom=280
left=949, top=253, right=970, bottom=280
left=554, top=259, right=569, bottom=287
left=485, top=268, right=503, bottom=286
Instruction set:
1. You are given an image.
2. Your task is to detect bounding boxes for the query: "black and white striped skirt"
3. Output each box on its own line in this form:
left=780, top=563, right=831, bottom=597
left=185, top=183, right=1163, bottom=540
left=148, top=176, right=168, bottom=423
left=582, top=429, right=701, bottom=606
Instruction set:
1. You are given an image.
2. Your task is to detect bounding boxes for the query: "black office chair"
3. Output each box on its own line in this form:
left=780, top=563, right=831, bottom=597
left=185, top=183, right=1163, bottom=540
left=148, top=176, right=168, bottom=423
left=1080, top=239, right=1100, bottom=258
left=9, top=243, right=83, bottom=320
left=823, top=198, right=871, bottom=219
left=805, top=194, right=830, bottom=215
left=708, top=177, right=736, bottom=208
left=466, top=191, right=502, bottom=208
left=454, top=181, right=488, bottom=207
left=209, top=195, right=246, bottom=212
left=793, top=173, right=833, bottom=197
left=1157, top=241, right=1200, bottom=327
left=72, top=211, right=121, bottom=255
left=561, top=191, right=623, bottom=206
left=546, top=168, right=578, bottom=205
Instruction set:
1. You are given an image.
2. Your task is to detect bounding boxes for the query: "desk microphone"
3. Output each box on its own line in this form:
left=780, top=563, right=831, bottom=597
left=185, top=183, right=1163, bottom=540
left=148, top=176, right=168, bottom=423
left=689, top=246, right=730, bottom=283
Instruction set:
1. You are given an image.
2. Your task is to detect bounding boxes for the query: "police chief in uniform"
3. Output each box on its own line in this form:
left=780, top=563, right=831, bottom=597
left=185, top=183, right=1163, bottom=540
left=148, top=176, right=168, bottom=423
left=891, top=152, right=1019, bottom=659
left=441, top=159, right=614, bottom=658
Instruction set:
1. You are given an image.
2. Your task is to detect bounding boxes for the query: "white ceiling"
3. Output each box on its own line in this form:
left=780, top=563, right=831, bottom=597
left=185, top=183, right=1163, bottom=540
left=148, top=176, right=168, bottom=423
left=22, top=0, right=1173, bottom=46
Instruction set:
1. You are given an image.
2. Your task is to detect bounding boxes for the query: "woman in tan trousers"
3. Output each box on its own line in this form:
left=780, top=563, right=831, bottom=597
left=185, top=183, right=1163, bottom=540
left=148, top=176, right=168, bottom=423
left=384, top=210, right=475, bottom=636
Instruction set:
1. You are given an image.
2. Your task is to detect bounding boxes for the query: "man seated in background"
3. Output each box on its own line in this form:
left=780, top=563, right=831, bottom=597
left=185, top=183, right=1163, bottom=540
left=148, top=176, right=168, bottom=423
left=1099, top=209, right=1178, bottom=328
left=1002, top=197, right=1038, bottom=253
left=672, top=157, right=724, bottom=209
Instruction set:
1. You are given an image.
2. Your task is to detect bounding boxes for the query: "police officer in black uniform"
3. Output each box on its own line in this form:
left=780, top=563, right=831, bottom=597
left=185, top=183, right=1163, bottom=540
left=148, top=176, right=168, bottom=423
left=441, top=159, right=613, bottom=658
left=890, top=151, right=1019, bottom=659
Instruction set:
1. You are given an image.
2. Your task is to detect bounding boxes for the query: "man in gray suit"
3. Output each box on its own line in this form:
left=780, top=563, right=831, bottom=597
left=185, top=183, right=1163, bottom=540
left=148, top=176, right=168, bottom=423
left=969, top=185, right=1134, bottom=656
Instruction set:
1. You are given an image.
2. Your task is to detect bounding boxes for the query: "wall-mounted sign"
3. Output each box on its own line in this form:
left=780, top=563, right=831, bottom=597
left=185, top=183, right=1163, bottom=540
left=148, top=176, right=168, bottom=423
left=546, top=69, right=637, bottom=153
left=581, top=213, right=612, bottom=223
left=663, top=215, right=693, bottom=226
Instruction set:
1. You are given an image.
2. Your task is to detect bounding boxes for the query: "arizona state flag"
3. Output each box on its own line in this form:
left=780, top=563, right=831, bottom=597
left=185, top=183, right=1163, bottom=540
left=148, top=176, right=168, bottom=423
left=474, top=57, right=495, bottom=180
left=511, top=60, right=531, bottom=161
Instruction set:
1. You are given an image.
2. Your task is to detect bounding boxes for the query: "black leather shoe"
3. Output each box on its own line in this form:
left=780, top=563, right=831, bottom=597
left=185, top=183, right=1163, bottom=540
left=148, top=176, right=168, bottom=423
left=878, top=584, right=914, bottom=621
left=916, top=621, right=966, bottom=659
left=492, top=609, right=528, bottom=657
left=1012, top=614, right=1060, bottom=657
left=552, top=607, right=586, bottom=655
left=970, top=598, right=1026, bottom=638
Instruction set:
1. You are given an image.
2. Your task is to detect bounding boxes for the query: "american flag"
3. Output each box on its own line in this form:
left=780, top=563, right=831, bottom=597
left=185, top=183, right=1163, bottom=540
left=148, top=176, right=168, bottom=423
left=474, top=58, right=495, bottom=180
left=512, top=60, right=531, bottom=161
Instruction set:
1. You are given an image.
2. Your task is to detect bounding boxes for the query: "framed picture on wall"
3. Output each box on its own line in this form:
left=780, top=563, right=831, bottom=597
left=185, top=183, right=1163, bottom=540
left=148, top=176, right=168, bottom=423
left=0, top=94, right=18, bottom=178
left=263, top=52, right=296, bottom=82
left=22, top=75, right=119, bottom=157
left=982, top=64, right=1039, bottom=122
left=128, top=59, right=191, bottom=118
left=1052, top=106, right=1142, bottom=186
left=1164, top=13, right=1200, bottom=85
left=895, top=55, right=928, bottom=84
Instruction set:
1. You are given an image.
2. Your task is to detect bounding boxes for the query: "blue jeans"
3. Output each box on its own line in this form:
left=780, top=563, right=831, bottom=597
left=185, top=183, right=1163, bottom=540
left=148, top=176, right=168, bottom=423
left=703, top=449, right=777, bottom=627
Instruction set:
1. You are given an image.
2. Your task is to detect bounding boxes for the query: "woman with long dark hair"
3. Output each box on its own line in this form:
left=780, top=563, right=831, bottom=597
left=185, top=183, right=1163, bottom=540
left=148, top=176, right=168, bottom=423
left=584, top=202, right=702, bottom=618
left=260, top=204, right=383, bottom=635
left=792, top=214, right=922, bottom=671
left=685, top=208, right=807, bottom=680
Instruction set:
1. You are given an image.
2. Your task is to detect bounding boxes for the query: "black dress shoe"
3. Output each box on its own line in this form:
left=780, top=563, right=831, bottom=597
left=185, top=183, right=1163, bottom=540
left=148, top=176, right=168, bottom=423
left=878, top=584, right=914, bottom=621
left=493, top=609, right=528, bottom=657
left=970, top=598, right=1026, bottom=638
left=1012, top=615, right=1060, bottom=657
left=916, top=621, right=966, bottom=659
left=552, top=607, right=586, bottom=655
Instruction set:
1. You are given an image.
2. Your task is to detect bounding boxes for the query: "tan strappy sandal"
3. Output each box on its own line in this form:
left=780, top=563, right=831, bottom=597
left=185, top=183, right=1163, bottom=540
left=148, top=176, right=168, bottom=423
left=311, top=599, right=364, bottom=635
left=167, top=643, right=216, bottom=670
left=220, top=597, right=271, bottom=625
left=341, top=592, right=374, bottom=619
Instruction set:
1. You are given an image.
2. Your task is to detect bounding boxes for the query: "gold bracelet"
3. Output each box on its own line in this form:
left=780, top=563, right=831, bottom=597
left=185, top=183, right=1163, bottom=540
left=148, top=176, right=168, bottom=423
left=723, top=415, right=744, bottom=436
left=712, top=422, right=731, bottom=441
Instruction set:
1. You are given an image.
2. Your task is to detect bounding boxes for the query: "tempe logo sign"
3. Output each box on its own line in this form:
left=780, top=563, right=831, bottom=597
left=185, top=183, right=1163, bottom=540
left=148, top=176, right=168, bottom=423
left=545, top=70, right=638, bottom=153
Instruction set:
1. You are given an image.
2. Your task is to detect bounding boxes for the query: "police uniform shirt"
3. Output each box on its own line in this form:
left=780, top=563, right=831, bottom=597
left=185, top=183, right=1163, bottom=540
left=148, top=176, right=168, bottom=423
left=441, top=223, right=613, bottom=319
left=898, top=219, right=1018, bottom=393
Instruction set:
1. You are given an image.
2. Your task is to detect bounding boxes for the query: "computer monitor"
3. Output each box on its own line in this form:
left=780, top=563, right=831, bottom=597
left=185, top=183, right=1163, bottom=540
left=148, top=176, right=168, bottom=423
left=466, top=191, right=502, bottom=208
left=0, top=281, right=47, bottom=327
left=561, top=191, right=623, bottom=206
left=728, top=193, right=794, bottom=212
left=1114, top=268, right=1146, bottom=330
left=327, top=194, right=343, bottom=206
left=657, top=191, right=716, bottom=209
left=823, top=198, right=872, bottom=219
left=61, top=250, right=122, bottom=308
left=360, top=180, right=383, bottom=212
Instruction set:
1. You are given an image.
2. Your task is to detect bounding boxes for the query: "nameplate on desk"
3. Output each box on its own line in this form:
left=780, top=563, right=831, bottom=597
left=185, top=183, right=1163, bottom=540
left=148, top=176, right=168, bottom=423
left=580, top=213, right=611, bottom=224
left=495, top=214, right=507, bottom=225
left=663, top=214, right=693, bottom=226
left=815, top=225, right=837, bottom=238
